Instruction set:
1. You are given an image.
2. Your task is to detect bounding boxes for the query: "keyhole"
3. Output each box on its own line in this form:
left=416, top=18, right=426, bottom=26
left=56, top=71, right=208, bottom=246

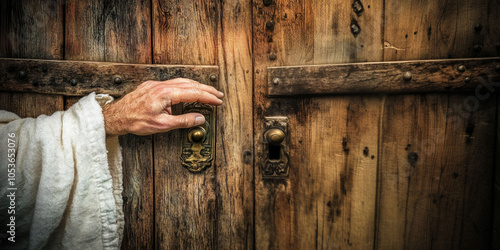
left=269, top=145, right=281, bottom=160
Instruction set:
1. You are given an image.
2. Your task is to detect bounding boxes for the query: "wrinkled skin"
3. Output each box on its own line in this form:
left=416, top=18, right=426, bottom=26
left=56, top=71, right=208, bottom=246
left=102, top=78, right=224, bottom=136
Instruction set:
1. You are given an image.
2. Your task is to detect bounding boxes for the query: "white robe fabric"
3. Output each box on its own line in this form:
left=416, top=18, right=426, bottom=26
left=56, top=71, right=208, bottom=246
left=0, top=93, right=123, bottom=249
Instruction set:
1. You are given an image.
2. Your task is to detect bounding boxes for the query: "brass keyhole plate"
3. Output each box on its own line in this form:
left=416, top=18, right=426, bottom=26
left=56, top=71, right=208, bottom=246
left=180, top=102, right=214, bottom=172
left=262, top=116, right=289, bottom=179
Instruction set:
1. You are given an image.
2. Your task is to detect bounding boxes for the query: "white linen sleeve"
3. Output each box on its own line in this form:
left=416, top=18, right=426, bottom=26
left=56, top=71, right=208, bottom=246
left=0, top=93, right=123, bottom=250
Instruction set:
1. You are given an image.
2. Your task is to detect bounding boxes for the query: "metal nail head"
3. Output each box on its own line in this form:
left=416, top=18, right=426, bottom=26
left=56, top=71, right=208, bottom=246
left=458, top=65, right=466, bottom=72
left=114, top=76, right=122, bottom=85
left=18, top=71, right=26, bottom=78
left=269, top=53, right=277, bottom=61
left=465, top=77, right=471, bottom=83
left=402, top=72, right=412, bottom=81
left=210, top=74, right=217, bottom=82
left=263, top=0, right=272, bottom=6
left=70, top=79, right=77, bottom=86
left=272, top=77, right=281, bottom=85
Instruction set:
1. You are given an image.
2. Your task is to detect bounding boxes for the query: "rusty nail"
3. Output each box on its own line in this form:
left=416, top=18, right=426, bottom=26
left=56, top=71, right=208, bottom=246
left=473, top=45, right=482, bottom=53
left=263, top=0, right=272, bottom=6
left=70, top=79, right=77, bottom=86
left=210, top=74, right=217, bottom=82
left=18, top=71, right=26, bottom=78
left=458, top=65, right=466, bottom=72
left=465, top=77, right=471, bottom=83
left=269, top=53, right=277, bottom=61
left=402, top=72, right=412, bottom=81
left=114, top=76, right=122, bottom=85
left=272, top=77, right=281, bottom=85
left=266, top=20, right=275, bottom=31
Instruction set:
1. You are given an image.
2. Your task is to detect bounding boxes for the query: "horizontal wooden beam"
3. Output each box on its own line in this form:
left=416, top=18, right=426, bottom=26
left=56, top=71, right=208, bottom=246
left=267, top=58, right=500, bottom=96
left=0, top=58, right=219, bottom=96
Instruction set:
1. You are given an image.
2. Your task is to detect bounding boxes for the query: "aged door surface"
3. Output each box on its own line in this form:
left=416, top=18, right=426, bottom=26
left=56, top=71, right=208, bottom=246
left=1, top=0, right=499, bottom=249
left=253, top=0, right=499, bottom=249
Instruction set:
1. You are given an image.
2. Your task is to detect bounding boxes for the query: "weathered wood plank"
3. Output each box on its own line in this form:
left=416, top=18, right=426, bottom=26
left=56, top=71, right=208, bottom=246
left=0, top=92, right=64, bottom=118
left=214, top=0, right=254, bottom=249
left=0, top=0, right=65, bottom=118
left=376, top=0, right=499, bottom=248
left=64, top=1, right=154, bottom=249
left=0, top=0, right=64, bottom=60
left=152, top=0, right=218, bottom=65
left=152, top=0, right=220, bottom=249
left=268, top=58, right=500, bottom=96
left=0, top=58, right=218, bottom=97
left=254, top=0, right=382, bottom=249
left=495, top=97, right=500, bottom=249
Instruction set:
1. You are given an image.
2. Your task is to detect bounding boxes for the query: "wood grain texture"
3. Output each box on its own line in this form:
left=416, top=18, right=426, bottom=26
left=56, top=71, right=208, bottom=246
left=152, top=0, right=218, bottom=65
left=0, top=0, right=64, bottom=116
left=383, top=0, right=500, bottom=60
left=152, top=0, right=221, bottom=249
left=215, top=0, right=254, bottom=248
left=254, top=0, right=382, bottom=248
left=376, top=0, right=499, bottom=248
left=495, top=96, right=500, bottom=249
left=0, top=58, right=218, bottom=97
left=268, top=58, right=500, bottom=96
left=64, top=1, right=155, bottom=249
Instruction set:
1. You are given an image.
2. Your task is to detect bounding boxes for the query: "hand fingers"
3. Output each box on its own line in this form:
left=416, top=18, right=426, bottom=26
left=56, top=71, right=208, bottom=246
left=161, top=78, right=224, bottom=99
left=167, top=86, right=224, bottom=106
left=173, top=79, right=224, bottom=99
left=159, top=113, right=205, bottom=131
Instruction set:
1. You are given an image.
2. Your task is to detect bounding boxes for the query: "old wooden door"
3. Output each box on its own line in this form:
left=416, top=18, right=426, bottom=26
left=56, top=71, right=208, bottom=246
left=253, top=0, right=499, bottom=249
left=1, top=0, right=499, bottom=249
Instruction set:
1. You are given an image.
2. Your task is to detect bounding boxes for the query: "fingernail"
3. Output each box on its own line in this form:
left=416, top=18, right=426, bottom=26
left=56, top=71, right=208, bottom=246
left=218, top=91, right=224, bottom=97
left=195, top=115, right=205, bottom=125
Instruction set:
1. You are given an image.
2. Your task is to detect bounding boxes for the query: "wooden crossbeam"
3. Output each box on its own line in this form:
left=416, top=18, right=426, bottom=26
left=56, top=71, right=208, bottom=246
left=267, top=57, right=500, bottom=96
left=0, top=58, right=219, bottom=96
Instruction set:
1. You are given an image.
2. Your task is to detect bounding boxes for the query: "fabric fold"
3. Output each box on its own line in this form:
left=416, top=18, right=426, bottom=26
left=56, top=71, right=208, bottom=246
left=0, top=93, right=123, bottom=250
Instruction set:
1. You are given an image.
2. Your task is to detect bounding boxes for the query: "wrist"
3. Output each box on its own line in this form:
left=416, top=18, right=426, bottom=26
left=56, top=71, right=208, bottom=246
left=102, top=103, right=126, bottom=136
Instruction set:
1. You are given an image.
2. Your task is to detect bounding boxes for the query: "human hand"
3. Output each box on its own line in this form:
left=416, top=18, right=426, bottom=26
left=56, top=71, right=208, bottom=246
left=102, top=78, right=224, bottom=136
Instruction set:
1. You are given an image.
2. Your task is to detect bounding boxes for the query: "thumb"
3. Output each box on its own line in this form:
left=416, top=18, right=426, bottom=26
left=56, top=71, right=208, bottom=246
left=166, top=113, right=205, bottom=130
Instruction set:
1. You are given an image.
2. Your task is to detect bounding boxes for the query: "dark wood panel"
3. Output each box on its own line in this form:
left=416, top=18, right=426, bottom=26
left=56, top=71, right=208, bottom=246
left=0, top=0, right=65, bottom=118
left=0, top=58, right=218, bottom=97
left=376, top=0, right=499, bottom=248
left=268, top=58, right=500, bottom=96
left=64, top=1, right=154, bottom=249
left=0, top=92, right=63, bottom=118
left=495, top=97, right=500, bottom=249
left=377, top=94, right=496, bottom=249
left=0, top=0, right=64, bottom=60
left=254, top=0, right=383, bottom=248
left=152, top=0, right=220, bottom=249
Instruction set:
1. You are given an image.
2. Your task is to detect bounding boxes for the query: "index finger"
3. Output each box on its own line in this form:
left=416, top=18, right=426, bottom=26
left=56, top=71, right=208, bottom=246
left=165, top=78, right=224, bottom=99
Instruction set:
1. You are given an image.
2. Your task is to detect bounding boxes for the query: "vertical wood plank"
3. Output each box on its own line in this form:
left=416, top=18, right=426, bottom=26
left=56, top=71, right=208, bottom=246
left=65, top=1, right=154, bottom=249
left=152, top=0, right=219, bottom=249
left=152, top=0, right=218, bottom=65
left=254, top=0, right=383, bottom=248
left=0, top=0, right=64, bottom=115
left=495, top=97, right=500, bottom=249
left=377, top=0, right=499, bottom=248
left=215, top=0, right=254, bottom=249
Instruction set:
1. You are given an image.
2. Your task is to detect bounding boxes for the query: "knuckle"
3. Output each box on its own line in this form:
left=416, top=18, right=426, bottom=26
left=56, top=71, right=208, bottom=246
left=189, top=81, right=203, bottom=96
left=180, top=116, right=193, bottom=128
